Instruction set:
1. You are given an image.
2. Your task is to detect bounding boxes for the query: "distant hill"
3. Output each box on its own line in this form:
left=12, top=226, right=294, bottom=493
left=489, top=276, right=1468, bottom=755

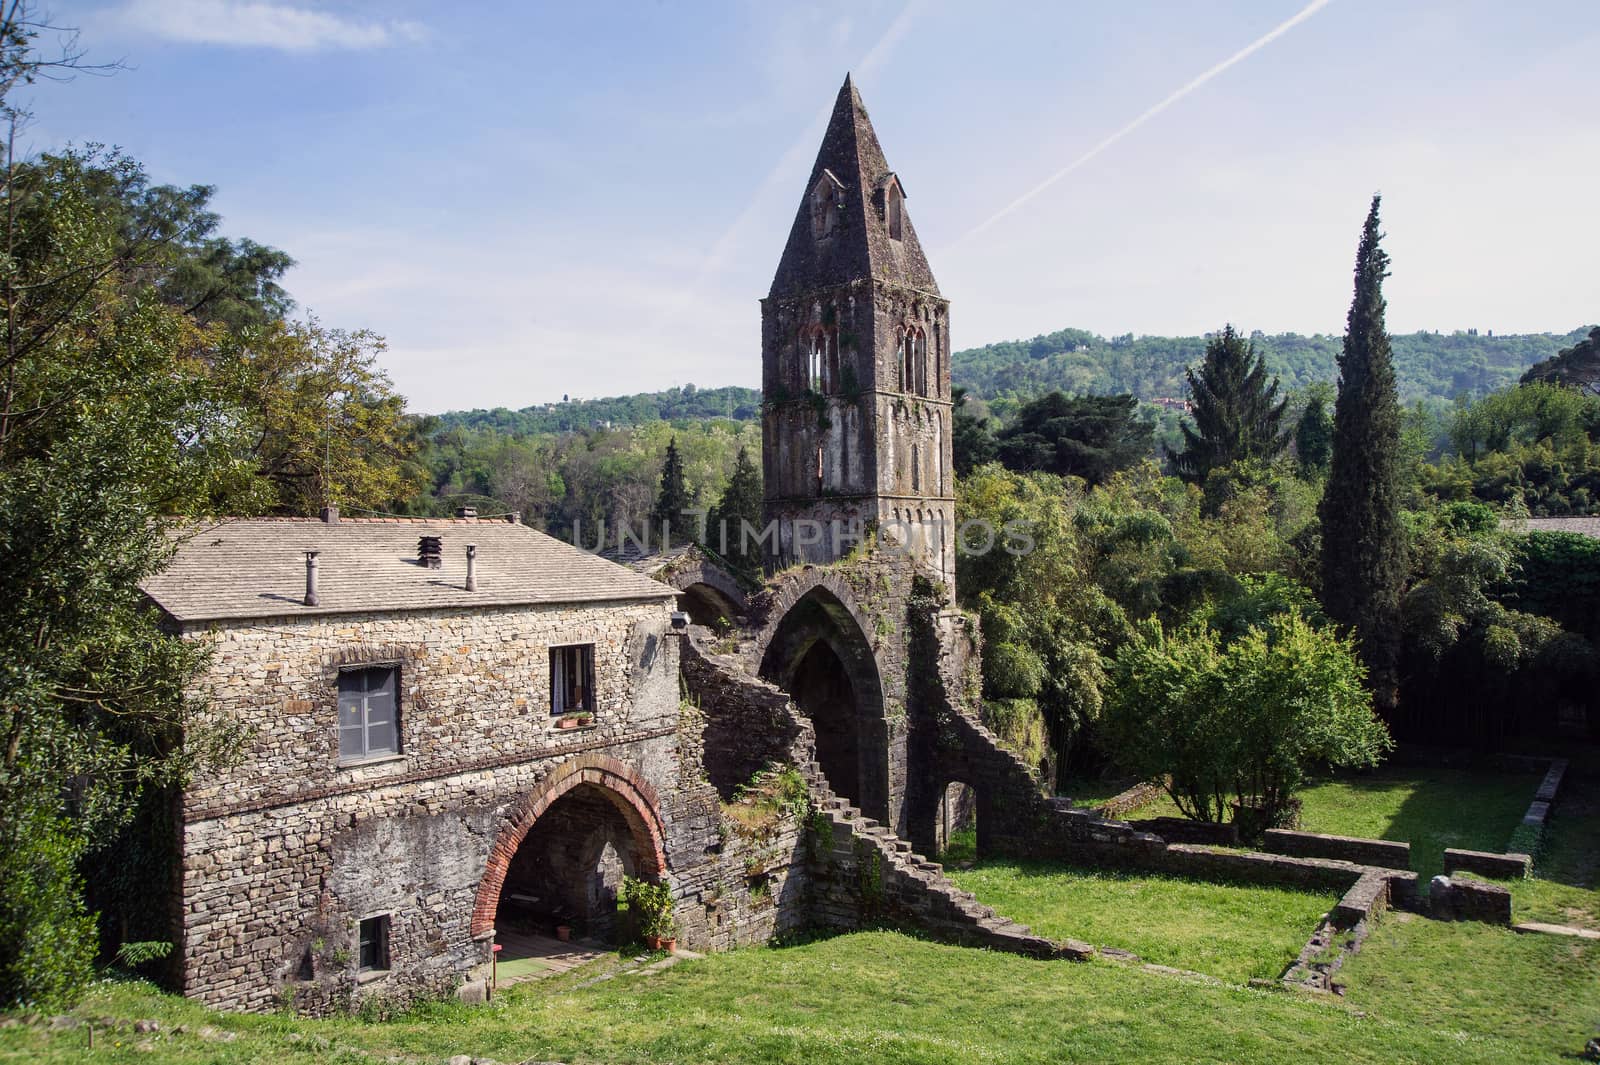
left=433, top=384, right=762, bottom=435
left=431, top=327, right=1593, bottom=434
left=953, top=327, right=1593, bottom=410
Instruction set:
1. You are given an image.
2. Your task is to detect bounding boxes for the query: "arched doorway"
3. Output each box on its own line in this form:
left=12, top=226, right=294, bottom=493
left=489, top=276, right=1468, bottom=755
left=758, top=585, right=887, bottom=819
left=936, top=781, right=978, bottom=862
left=493, top=783, right=642, bottom=943
left=473, top=757, right=669, bottom=978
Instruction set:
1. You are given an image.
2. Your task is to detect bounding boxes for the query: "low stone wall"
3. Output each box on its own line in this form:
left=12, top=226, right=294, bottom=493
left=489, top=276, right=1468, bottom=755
left=1282, top=869, right=1415, bottom=993
left=1430, top=876, right=1513, bottom=924
left=1126, top=816, right=1239, bottom=847
left=1091, top=780, right=1164, bottom=819
left=1264, top=829, right=1411, bottom=870
left=1443, top=848, right=1532, bottom=880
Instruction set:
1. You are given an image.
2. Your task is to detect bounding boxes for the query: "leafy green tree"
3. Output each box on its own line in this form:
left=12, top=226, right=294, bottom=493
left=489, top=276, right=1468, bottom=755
left=707, top=445, right=763, bottom=578
left=0, top=145, right=261, bottom=1005
left=652, top=435, right=691, bottom=544
left=994, top=392, right=1153, bottom=486
left=951, top=386, right=996, bottom=477
left=1521, top=325, right=1600, bottom=395
left=1102, top=613, right=1389, bottom=834
left=1320, top=196, right=1407, bottom=713
left=1294, top=382, right=1335, bottom=476
left=957, top=465, right=1122, bottom=777
left=1167, top=325, right=1289, bottom=484
left=214, top=319, right=427, bottom=514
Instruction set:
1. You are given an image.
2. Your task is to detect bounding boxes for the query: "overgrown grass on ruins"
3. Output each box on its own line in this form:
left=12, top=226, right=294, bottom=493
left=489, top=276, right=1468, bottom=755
left=945, top=860, right=1336, bottom=984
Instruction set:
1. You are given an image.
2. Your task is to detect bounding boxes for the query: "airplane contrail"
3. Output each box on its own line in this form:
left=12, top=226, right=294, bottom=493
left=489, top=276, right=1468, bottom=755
left=951, top=0, right=1337, bottom=247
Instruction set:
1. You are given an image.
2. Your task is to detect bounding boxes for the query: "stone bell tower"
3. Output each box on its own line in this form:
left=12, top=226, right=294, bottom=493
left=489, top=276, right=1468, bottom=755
left=760, top=74, right=954, bottom=587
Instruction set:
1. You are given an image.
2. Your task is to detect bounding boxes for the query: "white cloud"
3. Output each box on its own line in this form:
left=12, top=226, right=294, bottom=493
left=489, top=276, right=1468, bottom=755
left=106, top=0, right=426, bottom=52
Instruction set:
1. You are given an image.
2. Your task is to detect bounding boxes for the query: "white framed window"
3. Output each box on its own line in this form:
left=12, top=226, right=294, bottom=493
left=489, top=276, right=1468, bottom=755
left=338, top=666, right=399, bottom=763
left=550, top=644, right=595, bottom=716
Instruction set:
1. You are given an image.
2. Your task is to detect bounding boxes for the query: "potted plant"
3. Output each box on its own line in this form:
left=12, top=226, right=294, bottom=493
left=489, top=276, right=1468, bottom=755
left=575, top=712, right=594, bottom=727
left=556, top=714, right=580, bottom=730
left=619, top=876, right=677, bottom=952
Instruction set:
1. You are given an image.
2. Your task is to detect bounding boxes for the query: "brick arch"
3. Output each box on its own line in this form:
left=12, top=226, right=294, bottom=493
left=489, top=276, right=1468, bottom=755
left=470, top=754, right=669, bottom=938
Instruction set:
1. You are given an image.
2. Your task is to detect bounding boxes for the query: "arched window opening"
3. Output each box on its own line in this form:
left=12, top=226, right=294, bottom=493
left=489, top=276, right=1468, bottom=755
left=810, top=171, right=842, bottom=241
left=887, top=183, right=904, bottom=241
left=912, top=445, right=921, bottom=493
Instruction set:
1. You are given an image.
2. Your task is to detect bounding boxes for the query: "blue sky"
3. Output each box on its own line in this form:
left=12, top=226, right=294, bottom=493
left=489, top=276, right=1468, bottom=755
left=28, top=0, right=1600, bottom=412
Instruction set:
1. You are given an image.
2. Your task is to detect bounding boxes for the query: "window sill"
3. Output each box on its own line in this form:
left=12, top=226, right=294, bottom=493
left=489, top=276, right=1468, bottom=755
left=356, top=968, right=391, bottom=985
left=551, top=720, right=599, bottom=734
left=337, top=753, right=406, bottom=771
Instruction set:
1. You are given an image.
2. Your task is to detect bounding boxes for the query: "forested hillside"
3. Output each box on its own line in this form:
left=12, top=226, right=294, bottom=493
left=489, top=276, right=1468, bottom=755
left=434, top=327, right=1590, bottom=434
left=953, top=326, right=1589, bottom=413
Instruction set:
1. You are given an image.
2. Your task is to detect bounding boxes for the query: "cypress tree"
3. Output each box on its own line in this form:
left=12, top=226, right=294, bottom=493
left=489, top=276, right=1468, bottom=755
left=1294, top=383, right=1335, bottom=476
left=1319, top=196, right=1406, bottom=714
left=1167, top=324, right=1289, bottom=484
left=652, top=436, right=690, bottom=545
left=708, top=445, right=764, bottom=578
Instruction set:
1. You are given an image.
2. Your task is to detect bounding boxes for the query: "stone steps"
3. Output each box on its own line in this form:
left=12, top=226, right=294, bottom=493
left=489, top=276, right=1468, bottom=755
left=813, top=790, right=1086, bottom=961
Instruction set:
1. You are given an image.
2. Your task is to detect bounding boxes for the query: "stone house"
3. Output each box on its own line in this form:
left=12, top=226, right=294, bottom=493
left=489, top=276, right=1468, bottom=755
left=142, top=511, right=805, bottom=1013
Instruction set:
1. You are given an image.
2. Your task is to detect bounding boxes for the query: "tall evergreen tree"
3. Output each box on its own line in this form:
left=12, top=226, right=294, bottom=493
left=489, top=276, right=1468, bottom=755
left=1166, top=325, right=1289, bottom=484
left=651, top=436, right=690, bottom=544
left=707, top=445, right=764, bottom=578
left=994, top=391, right=1153, bottom=487
left=1320, top=196, right=1406, bottom=714
left=1294, top=382, right=1335, bottom=476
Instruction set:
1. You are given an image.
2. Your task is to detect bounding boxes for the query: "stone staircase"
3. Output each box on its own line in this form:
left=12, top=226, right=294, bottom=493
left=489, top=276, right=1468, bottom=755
left=795, top=757, right=1090, bottom=961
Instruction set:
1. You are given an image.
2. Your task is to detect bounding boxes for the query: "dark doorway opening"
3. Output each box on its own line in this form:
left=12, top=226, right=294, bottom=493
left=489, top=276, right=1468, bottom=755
left=936, top=781, right=978, bottom=862
left=494, top=783, right=642, bottom=946
left=791, top=639, right=862, bottom=807
left=758, top=586, right=886, bottom=818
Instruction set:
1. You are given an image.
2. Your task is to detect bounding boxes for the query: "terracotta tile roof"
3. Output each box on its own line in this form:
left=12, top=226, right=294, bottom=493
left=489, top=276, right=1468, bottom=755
left=1504, top=517, right=1600, bottom=540
left=142, top=517, right=676, bottom=623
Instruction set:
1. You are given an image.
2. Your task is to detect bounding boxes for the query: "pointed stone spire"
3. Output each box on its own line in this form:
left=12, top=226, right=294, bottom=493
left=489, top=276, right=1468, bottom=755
left=768, top=74, right=940, bottom=299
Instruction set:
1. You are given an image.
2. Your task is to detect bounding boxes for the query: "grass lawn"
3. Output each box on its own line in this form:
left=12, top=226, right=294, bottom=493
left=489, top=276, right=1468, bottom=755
left=946, top=859, right=1335, bottom=984
left=1125, top=766, right=1540, bottom=878
left=1338, top=910, right=1600, bottom=1063
left=1057, top=774, right=1140, bottom=807
left=2, top=930, right=1587, bottom=1065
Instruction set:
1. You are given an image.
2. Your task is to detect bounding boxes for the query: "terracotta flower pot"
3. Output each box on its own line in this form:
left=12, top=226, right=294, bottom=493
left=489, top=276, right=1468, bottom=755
left=555, top=925, right=571, bottom=942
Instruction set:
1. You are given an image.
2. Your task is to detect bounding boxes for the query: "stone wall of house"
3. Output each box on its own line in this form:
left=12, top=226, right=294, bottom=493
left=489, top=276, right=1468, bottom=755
left=174, top=599, right=801, bottom=1014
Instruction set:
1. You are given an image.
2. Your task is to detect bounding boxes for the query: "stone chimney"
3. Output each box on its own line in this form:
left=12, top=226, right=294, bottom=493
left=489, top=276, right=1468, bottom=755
left=320, top=505, right=339, bottom=524
left=304, top=550, right=320, bottom=606
left=454, top=506, right=477, bottom=519
left=418, top=535, right=443, bottom=569
left=465, top=544, right=477, bottom=592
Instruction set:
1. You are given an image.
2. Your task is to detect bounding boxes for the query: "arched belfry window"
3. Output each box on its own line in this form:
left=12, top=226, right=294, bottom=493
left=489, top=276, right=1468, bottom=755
left=803, top=323, right=840, bottom=394
left=883, top=175, right=906, bottom=242
left=810, top=170, right=844, bottom=241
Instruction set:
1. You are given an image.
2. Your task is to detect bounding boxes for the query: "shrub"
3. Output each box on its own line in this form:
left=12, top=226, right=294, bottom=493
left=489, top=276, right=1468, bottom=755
left=1101, top=613, right=1391, bottom=835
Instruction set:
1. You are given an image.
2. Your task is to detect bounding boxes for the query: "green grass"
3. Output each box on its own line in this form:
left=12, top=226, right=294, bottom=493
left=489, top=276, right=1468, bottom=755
left=946, top=859, right=1335, bottom=984
left=1057, top=774, right=1140, bottom=806
left=1461, top=769, right=1600, bottom=931
left=1338, top=910, right=1600, bottom=1063
left=3, top=930, right=1586, bottom=1065
left=1125, top=766, right=1540, bottom=878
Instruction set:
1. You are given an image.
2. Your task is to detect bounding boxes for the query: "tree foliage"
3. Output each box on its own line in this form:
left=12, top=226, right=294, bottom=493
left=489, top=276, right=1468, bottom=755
left=1102, top=614, right=1389, bottom=833
left=994, top=391, right=1153, bottom=487
left=1320, top=196, right=1406, bottom=713
left=1167, top=325, right=1289, bottom=484
left=706, top=445, right=763, bottom=579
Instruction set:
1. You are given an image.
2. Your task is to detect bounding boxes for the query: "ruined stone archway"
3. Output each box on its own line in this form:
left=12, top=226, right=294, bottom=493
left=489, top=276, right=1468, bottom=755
left=471, top=755, right=668, bottom=938
left=757, top=579, right=887, bottom=819
left=658, top=557, right=749, bottom=628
